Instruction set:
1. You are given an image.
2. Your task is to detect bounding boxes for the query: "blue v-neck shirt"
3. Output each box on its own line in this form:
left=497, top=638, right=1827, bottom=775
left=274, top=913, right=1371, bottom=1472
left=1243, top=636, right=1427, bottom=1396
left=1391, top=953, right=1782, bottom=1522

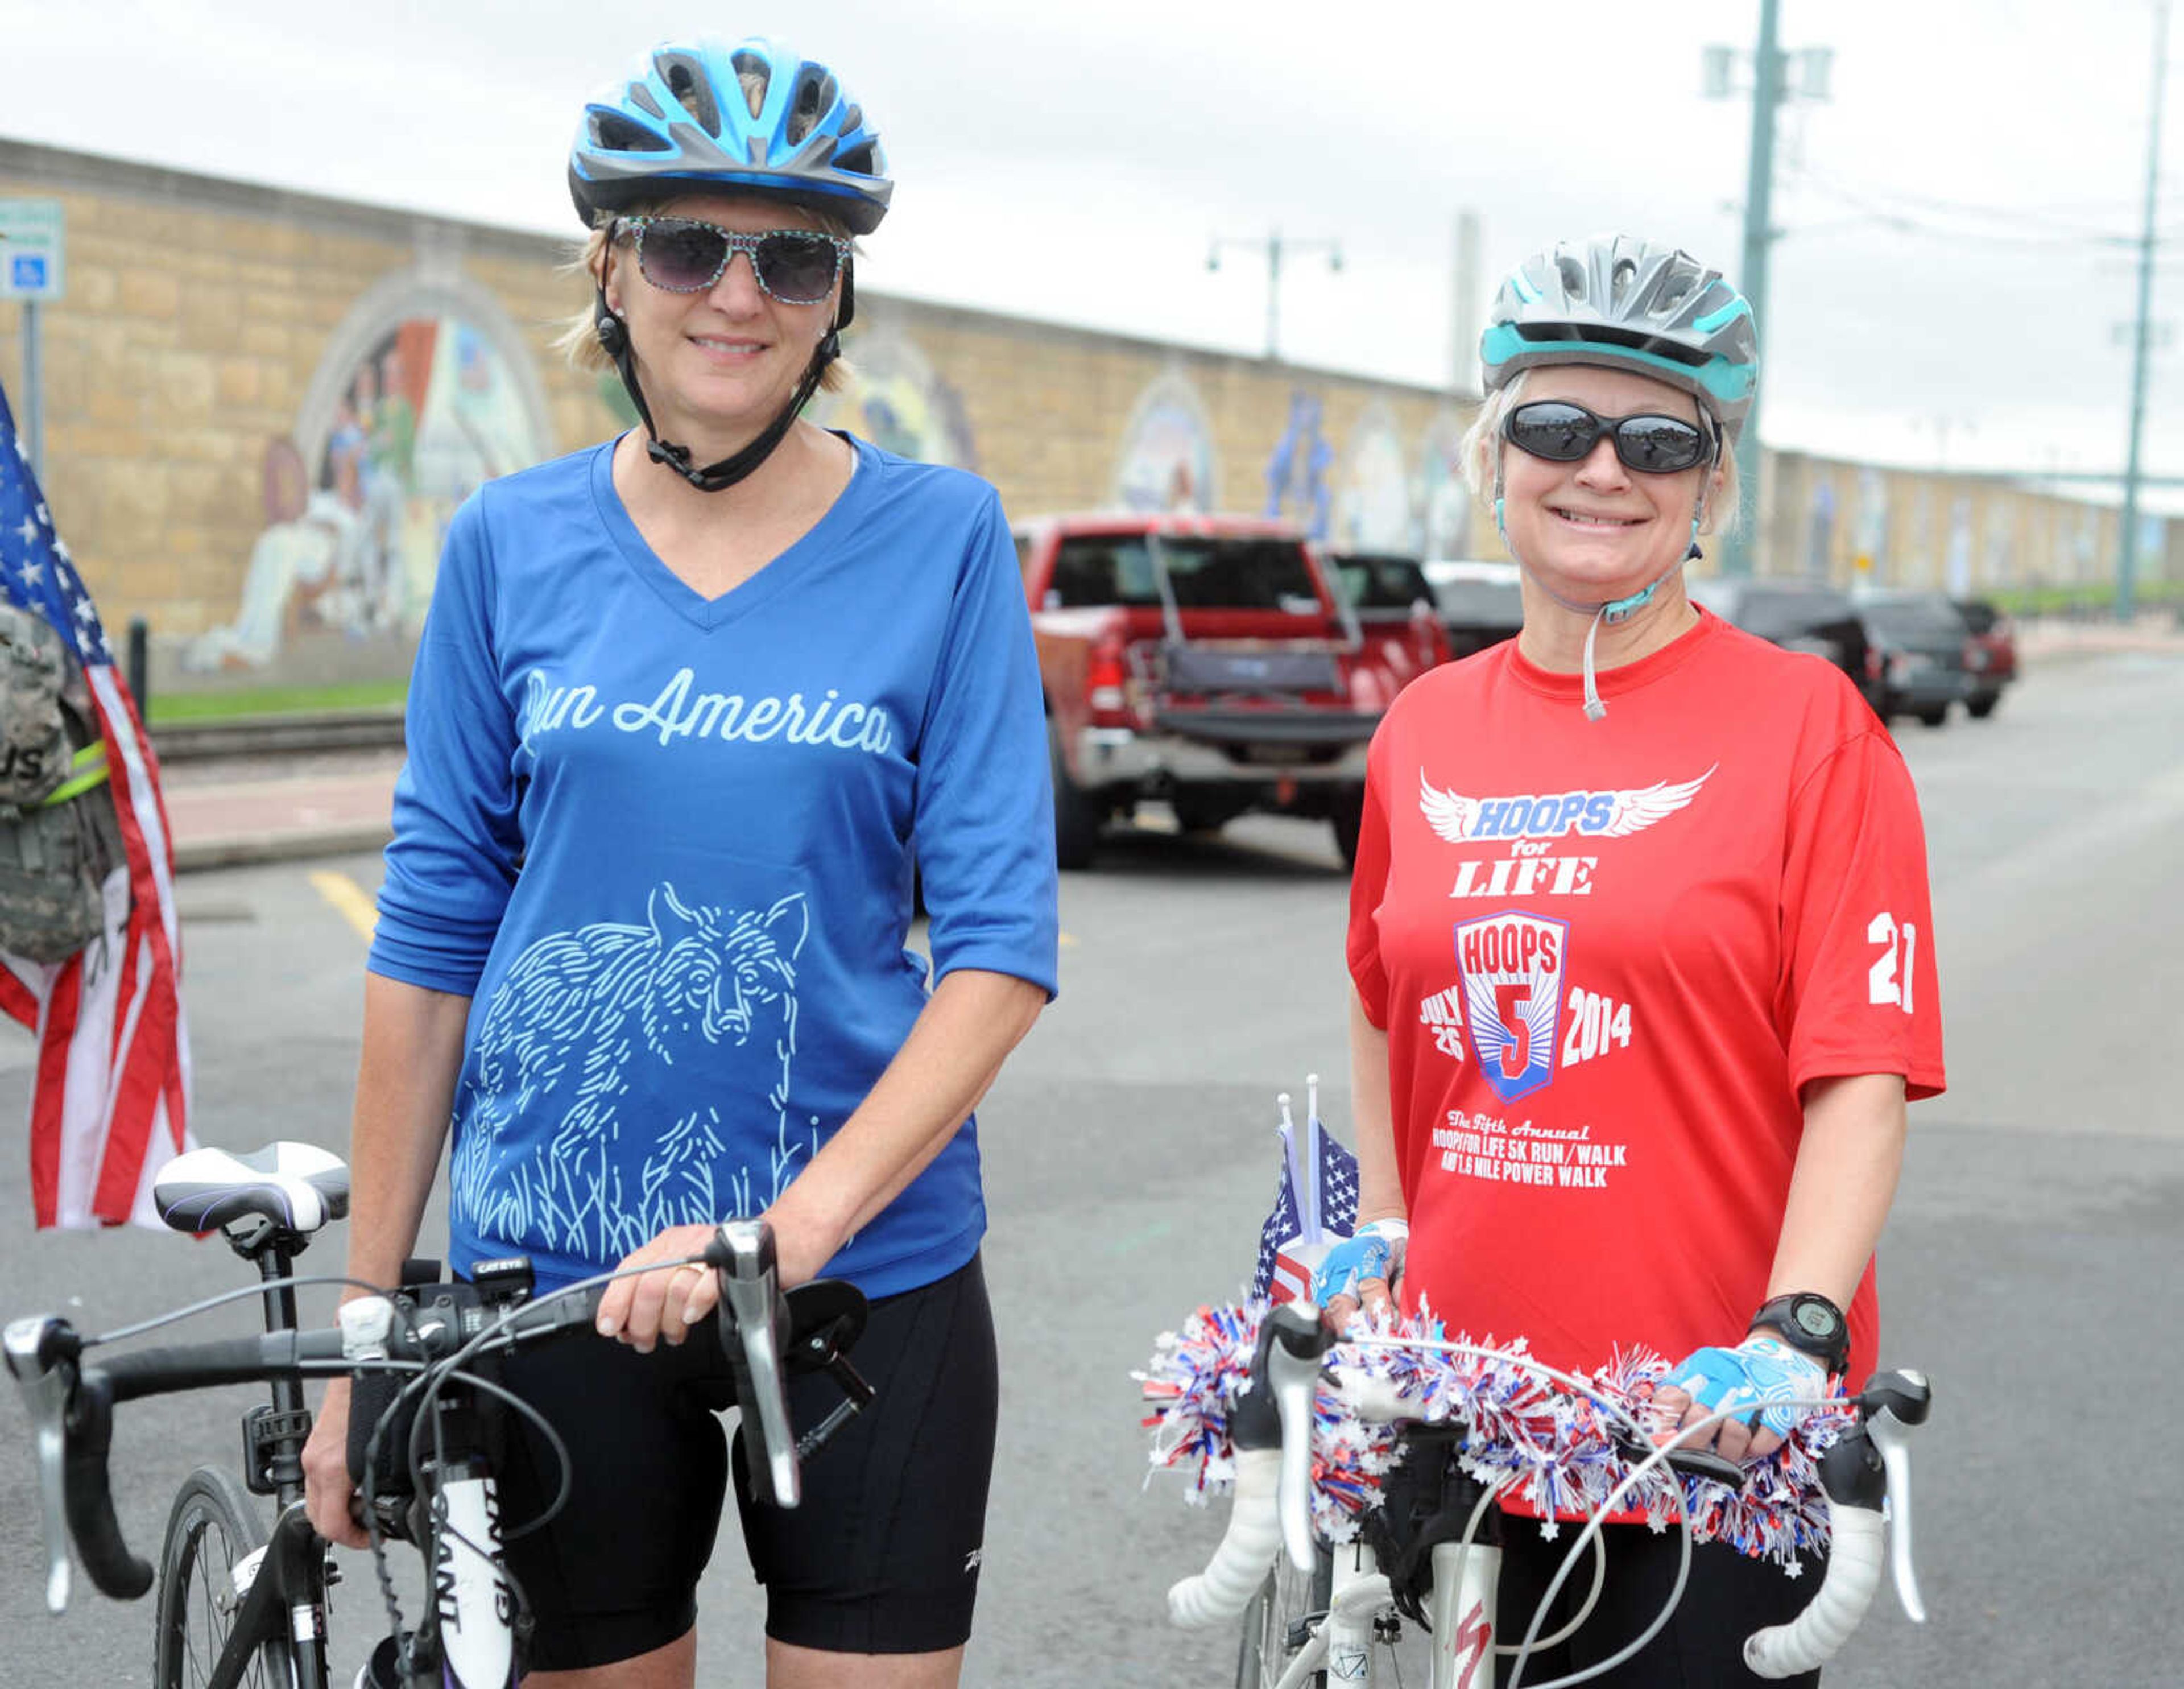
left=369, top=435, right=1058, bottom=1295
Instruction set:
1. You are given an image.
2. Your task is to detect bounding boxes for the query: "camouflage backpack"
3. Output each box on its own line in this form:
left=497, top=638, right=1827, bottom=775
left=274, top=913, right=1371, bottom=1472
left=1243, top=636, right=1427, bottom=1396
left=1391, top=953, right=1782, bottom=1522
left=0, top=602, right=125, bottom=964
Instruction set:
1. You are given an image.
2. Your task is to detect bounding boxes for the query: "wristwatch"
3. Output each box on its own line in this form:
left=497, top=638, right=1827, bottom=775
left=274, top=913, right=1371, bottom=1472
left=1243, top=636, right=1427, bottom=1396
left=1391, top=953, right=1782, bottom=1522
left=1749, top=1292, right=1850, bottom=1376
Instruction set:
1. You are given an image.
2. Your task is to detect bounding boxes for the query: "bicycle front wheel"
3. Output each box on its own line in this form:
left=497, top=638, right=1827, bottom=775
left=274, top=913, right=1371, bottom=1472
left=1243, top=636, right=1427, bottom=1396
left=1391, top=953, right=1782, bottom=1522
left=152, top=1467, right=298, bottom=1689
left=1236, top=1545, right=1334, bottom=1689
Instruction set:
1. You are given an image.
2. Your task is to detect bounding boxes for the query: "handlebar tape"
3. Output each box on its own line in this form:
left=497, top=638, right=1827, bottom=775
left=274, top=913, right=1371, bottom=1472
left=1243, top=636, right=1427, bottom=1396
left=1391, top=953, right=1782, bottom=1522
left=1742, top=1501, right=1884, bottom=1678
left=1168, top=1445, right=1285, bottom=1627
left=61, top=1372, right=151, bottom=1600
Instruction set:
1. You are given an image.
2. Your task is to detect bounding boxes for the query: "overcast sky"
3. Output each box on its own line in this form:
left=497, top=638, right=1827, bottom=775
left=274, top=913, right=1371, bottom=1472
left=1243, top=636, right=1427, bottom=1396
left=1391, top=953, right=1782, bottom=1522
left=5, top=0, right=2179, bottom=502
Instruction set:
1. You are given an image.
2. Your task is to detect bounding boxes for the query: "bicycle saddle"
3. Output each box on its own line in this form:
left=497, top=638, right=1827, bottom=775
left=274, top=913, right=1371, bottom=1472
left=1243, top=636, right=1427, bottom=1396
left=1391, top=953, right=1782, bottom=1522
left=152, top=1142, right=351, bottom=1236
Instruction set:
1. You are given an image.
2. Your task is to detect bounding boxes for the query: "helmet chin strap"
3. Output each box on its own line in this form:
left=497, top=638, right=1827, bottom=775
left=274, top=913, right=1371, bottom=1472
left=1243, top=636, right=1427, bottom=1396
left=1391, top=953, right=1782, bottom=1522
left=1494, top=469, right=1709, bottom=723
left=592, top=227, right=844, bottom=494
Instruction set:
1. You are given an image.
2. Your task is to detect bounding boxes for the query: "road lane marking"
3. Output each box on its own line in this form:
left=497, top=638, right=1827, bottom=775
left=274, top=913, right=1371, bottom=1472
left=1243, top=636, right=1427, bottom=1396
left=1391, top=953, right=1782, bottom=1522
left=309, top=870, right=378, bottom=942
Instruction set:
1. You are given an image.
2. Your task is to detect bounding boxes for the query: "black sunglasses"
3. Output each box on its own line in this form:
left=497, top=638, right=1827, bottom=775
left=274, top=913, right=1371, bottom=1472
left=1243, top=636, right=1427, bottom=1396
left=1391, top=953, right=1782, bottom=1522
left=618, top=217, right=850, bottom=305
left=1503, top=400, right=1713, bottom=475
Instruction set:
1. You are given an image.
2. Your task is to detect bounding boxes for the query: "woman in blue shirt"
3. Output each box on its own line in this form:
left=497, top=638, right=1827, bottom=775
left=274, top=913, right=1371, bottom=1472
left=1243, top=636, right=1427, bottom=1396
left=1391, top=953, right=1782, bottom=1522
left=301, top=34, right=1057, bottom=1687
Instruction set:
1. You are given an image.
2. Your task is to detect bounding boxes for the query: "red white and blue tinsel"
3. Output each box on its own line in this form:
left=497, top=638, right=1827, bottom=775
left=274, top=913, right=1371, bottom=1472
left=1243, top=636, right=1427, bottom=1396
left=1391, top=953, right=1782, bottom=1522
left=1137, top=1299, right=1855, bottom=1574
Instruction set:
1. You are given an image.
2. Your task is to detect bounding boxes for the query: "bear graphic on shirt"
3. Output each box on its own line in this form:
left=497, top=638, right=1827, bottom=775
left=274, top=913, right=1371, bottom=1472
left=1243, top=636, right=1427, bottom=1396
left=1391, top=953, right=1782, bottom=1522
left=453, top=883, right=812, bottom=1263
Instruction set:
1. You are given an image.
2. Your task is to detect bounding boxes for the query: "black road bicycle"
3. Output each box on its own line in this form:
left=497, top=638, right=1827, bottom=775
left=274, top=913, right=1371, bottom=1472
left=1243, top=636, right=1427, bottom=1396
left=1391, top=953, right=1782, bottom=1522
left=6, top=1141, right=874, bottom=1689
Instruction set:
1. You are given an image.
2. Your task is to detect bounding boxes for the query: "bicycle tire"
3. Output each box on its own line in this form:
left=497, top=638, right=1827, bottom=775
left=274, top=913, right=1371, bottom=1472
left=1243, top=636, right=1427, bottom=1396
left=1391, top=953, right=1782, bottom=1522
left=1235, top=1545, right=1334, bottom=1689
left=152, top=1466, right=298, bottom=1689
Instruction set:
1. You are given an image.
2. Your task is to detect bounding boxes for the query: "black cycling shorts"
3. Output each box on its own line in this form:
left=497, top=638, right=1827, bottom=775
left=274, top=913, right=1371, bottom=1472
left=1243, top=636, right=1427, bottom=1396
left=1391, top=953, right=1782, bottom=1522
left=493, top=1252, right=998, bottom=1671
left=1491, top=1521, right=1823, bottom=1688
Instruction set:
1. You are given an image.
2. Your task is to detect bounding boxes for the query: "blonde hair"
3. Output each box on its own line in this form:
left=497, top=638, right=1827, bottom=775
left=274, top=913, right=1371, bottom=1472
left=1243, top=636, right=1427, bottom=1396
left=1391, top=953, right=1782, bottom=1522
left=551, top=205, right=857, bottom=395
left=1461, top=369, right=1743, bottom=540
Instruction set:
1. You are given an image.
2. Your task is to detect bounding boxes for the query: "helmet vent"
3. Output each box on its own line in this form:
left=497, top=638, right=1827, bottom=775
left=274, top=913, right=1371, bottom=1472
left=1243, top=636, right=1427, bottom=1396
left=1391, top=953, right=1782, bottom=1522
left=590, top=110, right=667, bottom=155
left=786, top=70, right=838, bottom=145
left=1610, top=257, right=1637, bottom=300
left=1556, top=255, right=1587, bottom=299
left=732, top=51, right=771, bottom=119
left=835, top=139, right=876, bottom=177
left=658, top=55, right=721, bottom=137
left=1657, top=272, right=1693, bottom=309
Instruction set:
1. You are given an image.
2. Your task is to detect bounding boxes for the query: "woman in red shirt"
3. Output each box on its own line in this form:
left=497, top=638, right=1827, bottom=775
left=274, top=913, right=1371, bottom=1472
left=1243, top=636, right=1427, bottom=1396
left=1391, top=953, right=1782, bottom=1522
left=1323, top=236, right=1945, bottom=1685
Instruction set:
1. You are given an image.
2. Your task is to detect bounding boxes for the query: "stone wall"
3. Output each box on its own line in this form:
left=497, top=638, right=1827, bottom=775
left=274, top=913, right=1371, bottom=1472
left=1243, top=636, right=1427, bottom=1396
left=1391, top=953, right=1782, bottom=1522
left=0, top=139, right=2166, bottom=695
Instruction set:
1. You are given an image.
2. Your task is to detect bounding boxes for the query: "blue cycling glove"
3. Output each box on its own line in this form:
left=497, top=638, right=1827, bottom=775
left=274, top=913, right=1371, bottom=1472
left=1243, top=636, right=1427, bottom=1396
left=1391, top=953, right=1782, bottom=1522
left=1665, top=1336, right=1825, bottom=1440
left=1310, top=1220, right=1408, bottom=1307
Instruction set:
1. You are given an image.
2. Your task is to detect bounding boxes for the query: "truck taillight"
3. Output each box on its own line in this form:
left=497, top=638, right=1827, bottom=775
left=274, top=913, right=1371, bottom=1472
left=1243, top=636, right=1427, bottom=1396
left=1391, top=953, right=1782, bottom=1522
left=1086, top=641, right=1130, bottom=720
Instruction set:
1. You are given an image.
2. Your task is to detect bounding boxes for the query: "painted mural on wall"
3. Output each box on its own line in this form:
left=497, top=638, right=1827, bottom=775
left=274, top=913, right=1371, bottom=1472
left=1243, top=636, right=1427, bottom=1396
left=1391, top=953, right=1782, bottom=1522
left=813, top=327, right=978, bottom=469
left=1112, top=369, right=1216, bottom=513
left=1331, top=404, right=1411, bottom=552
left=1264, top=389, right=1334, bottom=539
left=1413, top=407, right=1474, bottom=560
left=188, top=315, right=547, bottom=671
left=1807, top=477, right=1838, bottom=580
left=1853, top=468, right=1888, bottom=576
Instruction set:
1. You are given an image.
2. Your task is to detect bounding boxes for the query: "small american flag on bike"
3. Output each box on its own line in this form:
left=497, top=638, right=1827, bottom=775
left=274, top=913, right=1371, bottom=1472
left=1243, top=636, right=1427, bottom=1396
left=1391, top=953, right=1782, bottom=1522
left=0, top=375, right=193, bottom=1228
left=1250, top=1077, right=1357, bottom=1303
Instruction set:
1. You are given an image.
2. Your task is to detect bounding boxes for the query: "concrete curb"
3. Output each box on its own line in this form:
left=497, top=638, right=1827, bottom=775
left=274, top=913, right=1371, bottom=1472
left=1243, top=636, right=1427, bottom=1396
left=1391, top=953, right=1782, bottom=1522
left=173, top=824, right=391, bottom=874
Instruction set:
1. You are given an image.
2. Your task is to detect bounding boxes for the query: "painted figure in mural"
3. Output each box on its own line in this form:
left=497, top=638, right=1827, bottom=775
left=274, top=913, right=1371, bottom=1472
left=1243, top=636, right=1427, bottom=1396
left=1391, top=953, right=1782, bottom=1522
left=299, top=34, right=1056, bottom=1689
left=1264, top=386, right=1334, bottom=538
left=183, top=439, right=364, bottom=670
left=1321, top=234, right=1943, bottom=1683
left=194, top=320, right=545, bottom=669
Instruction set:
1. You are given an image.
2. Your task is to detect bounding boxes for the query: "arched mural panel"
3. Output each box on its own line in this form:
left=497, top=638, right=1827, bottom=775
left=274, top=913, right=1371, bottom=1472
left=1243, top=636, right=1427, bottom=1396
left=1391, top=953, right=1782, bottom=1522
left=187, top=266, right=552, bottom=672
left=1111, top=367, right=1217, bottom=513
left=811, top=327, right=978, bottom=469
left=1331, top=402, right=1410, bottom=552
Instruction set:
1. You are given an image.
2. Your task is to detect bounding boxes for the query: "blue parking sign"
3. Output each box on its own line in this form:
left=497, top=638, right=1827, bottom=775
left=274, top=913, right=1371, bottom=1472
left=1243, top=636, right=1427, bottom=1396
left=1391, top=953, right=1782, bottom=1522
left=11, top=255, right=48, bottom=291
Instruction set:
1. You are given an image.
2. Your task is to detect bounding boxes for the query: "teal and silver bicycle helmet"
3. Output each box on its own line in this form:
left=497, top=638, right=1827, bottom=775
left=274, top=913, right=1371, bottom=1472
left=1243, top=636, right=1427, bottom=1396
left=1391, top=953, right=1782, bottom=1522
left=1479, top=237, right=1760, bottom=720
left=569, top=36, right=893, bottom=492
left=1480, top=236, right=1756, bottom=438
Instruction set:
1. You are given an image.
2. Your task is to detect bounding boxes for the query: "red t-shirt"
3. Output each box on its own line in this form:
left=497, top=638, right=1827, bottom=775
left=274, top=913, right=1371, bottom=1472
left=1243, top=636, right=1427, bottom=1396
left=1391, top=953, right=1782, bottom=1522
left=1346, top=610, right=1945, bottom=1387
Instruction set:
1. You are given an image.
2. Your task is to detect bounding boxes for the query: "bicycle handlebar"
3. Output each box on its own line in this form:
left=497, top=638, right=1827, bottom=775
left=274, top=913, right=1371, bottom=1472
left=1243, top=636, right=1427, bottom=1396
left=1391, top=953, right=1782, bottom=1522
left=1164, top=1310, right=1933, bottom=1682
left=4, top=1217, right=842, bottom=1614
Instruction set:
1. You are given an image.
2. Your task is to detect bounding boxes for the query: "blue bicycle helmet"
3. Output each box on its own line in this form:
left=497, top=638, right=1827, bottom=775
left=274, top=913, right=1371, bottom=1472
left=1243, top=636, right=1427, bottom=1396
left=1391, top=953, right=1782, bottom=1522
left=1480, top=236, right=1757, bottom=440
left=569, top=36, right=892, bottom=234
left=570, top=36, right=891, bottom=494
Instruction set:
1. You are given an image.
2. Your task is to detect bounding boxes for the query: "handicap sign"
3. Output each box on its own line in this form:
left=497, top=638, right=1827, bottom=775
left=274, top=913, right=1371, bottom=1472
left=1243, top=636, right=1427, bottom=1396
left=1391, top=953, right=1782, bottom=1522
left=0, top=200, right=65, bottom=301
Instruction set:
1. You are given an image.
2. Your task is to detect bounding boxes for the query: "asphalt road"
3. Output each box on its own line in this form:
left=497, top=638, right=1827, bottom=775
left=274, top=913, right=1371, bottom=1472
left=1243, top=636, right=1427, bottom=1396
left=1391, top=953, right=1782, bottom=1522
left=2, top=650, right=2180, bottom=1687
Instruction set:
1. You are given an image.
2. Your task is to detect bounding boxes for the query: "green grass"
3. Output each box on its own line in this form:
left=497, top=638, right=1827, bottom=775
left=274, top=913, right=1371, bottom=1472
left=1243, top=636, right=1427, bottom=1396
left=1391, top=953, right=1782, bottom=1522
left=145, top=679, right=408, bottom=726
left=1986, top=579, right=2184, bottom=617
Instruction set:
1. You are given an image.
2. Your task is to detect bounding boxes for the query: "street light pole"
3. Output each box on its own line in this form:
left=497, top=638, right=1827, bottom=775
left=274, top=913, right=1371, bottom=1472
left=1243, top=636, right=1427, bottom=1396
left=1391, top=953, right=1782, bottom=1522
left=2118, top=0, right=2170, bottom=623
left=1209, top=229, right=1343, bottom=362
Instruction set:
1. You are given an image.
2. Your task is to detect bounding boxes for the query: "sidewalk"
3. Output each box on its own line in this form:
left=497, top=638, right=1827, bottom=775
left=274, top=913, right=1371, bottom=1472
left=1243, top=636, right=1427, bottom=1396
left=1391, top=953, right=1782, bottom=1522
left=160, top=751, right=400, bottom=874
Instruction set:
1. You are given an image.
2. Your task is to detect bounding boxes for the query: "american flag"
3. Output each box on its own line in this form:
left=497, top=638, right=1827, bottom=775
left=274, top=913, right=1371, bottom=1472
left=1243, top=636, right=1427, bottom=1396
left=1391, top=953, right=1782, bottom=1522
left=0, top=377, right=192, bottom=1228
left=1250, top=1084, right=1358, bottom=1302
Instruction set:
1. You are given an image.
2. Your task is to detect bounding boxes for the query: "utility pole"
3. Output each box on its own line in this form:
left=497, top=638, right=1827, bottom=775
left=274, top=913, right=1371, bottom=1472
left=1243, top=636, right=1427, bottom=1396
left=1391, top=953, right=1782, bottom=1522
left=1729, top=0, right=1784, bottom=579
left=1703, top=3, right=1830, bottom=576
left=2119, top=0, right=2170, bottom=623
left=1208, top=230, right=1343, bottom=364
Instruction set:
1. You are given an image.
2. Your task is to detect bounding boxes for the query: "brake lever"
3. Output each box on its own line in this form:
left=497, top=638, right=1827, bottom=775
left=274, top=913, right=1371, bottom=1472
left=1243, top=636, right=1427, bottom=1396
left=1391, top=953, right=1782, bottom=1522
left=1260, top=1303, right=1333, bottom=1574
left=1862, top=1369, right=1932, bottom=1624
left=4, top=1315, right=80, bottom=1614
left=709, top=1220, right=799, bottom=1509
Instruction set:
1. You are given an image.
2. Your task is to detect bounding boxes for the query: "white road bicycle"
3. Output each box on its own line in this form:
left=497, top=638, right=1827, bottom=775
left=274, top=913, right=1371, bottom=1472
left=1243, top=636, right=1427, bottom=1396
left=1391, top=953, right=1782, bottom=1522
left=1160, top=1303, right=1931, bottom=1689
left=5, top=1142, right=874, bottom=1689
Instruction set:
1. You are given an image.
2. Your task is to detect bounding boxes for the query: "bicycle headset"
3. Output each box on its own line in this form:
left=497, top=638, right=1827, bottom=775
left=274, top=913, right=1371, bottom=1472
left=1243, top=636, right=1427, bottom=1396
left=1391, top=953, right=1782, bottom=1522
left=567, top=35, right=894, bottom=494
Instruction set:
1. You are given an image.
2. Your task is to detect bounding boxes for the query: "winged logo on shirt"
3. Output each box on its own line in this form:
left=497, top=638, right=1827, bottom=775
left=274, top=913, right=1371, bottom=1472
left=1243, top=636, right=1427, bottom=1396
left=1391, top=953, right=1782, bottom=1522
left=1418, top=765, right=1716, bottom=843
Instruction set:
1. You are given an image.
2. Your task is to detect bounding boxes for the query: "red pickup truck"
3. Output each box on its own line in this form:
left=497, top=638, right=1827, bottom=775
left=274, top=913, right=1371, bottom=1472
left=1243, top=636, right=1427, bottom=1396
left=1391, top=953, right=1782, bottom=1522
left=1015, top=513, right=1412, bottom=869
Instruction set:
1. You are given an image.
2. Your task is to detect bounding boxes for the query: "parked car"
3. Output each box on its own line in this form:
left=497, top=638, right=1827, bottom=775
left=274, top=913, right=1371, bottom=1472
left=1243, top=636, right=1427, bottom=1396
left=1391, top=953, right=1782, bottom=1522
left=1686, top=576, right=1880, bottom=711
left=1852, top=590, right=1978, bottom=727
left=1953, top=597, right=2019, bottom=718
left=1421, top=559, right=1527, bottom=659
left=1322, top=550, right=1454, bottom=687
left=1015, top=514, right=1413, bottom=868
